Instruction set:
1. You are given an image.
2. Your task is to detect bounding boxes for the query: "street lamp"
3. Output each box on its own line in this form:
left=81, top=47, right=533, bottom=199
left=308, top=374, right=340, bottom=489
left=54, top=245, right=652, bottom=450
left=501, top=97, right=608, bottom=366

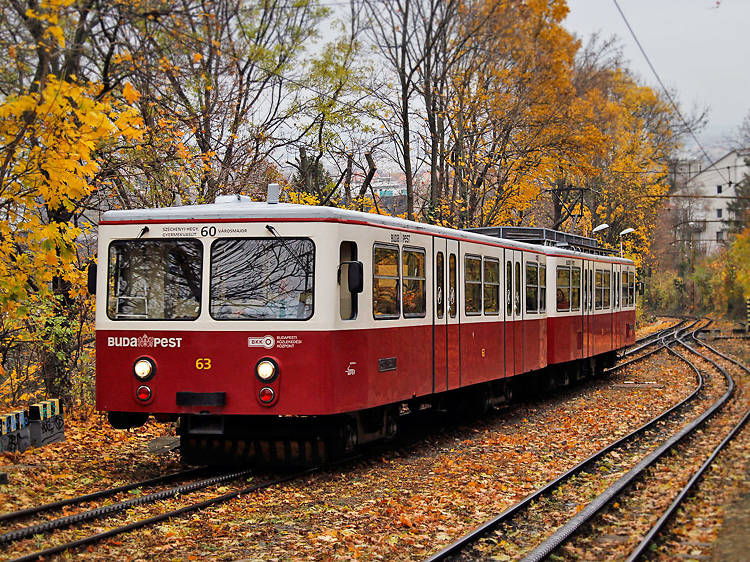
left=619, top=227, right=635, bottom=257
left=592, top=223, right=609, bottom=235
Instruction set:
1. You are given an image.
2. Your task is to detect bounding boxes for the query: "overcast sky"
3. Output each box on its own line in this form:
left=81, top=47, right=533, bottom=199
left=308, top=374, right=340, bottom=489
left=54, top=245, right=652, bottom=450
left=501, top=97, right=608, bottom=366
left=564, top=0, right=750, bottom=153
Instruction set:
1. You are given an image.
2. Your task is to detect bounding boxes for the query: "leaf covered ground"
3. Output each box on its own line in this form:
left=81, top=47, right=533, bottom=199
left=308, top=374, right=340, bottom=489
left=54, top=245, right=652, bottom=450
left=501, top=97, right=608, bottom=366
left=0, top=323, right=747, bottom=560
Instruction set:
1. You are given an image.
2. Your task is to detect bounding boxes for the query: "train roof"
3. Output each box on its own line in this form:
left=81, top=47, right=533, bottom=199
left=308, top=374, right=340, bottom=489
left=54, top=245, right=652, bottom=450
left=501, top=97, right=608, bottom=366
left=101, top=196, right=633, bottom=264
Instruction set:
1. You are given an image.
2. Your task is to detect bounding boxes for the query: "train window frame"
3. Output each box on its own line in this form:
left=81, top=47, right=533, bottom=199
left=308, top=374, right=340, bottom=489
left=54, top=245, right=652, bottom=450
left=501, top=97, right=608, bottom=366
left=571, top=266, right=581, bottom=311
left=209, top=236, right=315, bottom=321
left=436, top=251, right=445, bottom=319
left=372, top=243, right=401, bottom=320
left=514, top=261, right=521, bottom=316
left=539, top=264, right=546, bottom=313
left=449, top=253, right=457, bottom=318
left=629, top=271, right=636, bottom=307
left=595, top=269, right=603, bottom=310
left=402, top=246, right=426, bottom=318
left=483, top=257, right=500, bottom=315
left=556, top=265, right=571, bottom=312
left=506, top=260, right=512, bottom=316
left=525, top=261, right=539, bottom=314
left=603, top=269, right=611, bottom=309
left=584, top=268, right=589, bottom=311
left=464, top=254, right=482, bottom=316
left=617, top=270, right=621, bottom=308
left=107, top=238, right=204, bottom=321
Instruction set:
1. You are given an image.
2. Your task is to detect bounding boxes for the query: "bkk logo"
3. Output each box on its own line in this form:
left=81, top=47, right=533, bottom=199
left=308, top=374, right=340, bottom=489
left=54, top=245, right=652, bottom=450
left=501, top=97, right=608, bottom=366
left=107, top=334, right=183, bottom=348
left=248, top=335, right=275, bottom=349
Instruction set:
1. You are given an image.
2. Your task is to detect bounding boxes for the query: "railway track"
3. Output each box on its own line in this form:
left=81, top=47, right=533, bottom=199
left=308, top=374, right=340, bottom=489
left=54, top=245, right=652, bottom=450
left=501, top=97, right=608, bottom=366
left=614, top=318, right=686, bottom=369
left=0, top=465, right=320, bottom=561
left=427, top=319, right=750, bottom=561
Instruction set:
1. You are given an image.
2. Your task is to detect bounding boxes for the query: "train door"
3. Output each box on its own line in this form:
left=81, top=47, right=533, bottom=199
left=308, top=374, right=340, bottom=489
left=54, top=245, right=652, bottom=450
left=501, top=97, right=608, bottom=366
left=583, top=259, right=594, bottom=358
left=447, top=240, right=460, bottom=389
left=613, top=263, right=621, bottom=350
left=504, top=251, right=514, bottom=377
left=433, top=238, right=447, bottom=393
left=607, top=263, right=614, bottom=353
left=506, top=249, right=523, bottom=375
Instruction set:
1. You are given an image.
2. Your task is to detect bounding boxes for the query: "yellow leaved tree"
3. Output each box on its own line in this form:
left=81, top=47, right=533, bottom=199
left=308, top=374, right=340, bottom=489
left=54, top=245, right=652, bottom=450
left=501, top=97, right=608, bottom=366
left=0, top=1, right=142, bottom=408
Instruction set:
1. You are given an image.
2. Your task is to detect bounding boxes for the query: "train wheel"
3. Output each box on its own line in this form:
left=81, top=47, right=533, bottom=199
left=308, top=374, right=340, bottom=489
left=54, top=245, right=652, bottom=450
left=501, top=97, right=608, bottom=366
left=385, top=408, right=399, bottom=439
left=558, top=371, right=570, bottom=387
left=329, top=418, right=358, bottom=458
left=503, top=381, right=514, bottom=403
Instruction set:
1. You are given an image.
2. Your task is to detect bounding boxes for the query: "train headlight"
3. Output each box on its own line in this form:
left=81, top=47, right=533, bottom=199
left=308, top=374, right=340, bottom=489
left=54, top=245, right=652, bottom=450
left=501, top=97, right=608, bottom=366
left=255, top=358, right=278, bottom=382
left=133, top=357, right=156, bottom=381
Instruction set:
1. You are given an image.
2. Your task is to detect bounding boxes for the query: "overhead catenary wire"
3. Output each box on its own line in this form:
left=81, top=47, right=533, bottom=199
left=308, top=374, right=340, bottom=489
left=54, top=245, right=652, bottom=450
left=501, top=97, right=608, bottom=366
left=611, top=0, right=730, bottom=184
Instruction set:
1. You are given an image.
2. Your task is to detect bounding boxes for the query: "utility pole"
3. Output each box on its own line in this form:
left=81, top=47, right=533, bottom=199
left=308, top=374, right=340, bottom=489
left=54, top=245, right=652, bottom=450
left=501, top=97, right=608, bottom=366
left=547, top=181, right=589, bottom=232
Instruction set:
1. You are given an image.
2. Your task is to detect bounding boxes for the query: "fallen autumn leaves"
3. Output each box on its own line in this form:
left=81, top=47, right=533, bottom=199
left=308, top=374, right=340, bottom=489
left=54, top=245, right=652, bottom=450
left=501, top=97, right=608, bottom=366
left=0, top=325, right=747, bottom=560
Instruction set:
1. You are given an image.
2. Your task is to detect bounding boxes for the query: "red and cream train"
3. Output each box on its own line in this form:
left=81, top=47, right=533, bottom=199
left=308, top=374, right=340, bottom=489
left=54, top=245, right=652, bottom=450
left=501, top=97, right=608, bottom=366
left=93, top=193, right=636, bottom=464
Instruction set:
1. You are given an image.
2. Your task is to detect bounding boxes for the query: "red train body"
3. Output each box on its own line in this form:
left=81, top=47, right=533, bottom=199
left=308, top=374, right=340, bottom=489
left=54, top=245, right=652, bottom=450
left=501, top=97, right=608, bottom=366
left=94, top=197, right=636, bottom=463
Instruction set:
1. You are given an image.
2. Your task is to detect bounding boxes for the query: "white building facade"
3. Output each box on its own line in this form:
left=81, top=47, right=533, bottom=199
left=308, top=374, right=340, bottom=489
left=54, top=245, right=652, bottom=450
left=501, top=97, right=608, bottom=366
left=677, top=148, right=749, bottom=255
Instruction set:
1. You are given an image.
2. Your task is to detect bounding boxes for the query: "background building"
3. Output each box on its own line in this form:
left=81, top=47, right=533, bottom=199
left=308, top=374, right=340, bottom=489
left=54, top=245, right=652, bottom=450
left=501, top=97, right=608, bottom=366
left=673, top=148, right=749, bottom=255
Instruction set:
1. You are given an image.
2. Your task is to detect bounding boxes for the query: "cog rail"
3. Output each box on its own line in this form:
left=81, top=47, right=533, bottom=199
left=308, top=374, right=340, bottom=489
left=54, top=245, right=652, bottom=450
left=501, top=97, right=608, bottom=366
left=3, top=466, right=320, bottom=562
left=0, top=466, right=205, bottom=524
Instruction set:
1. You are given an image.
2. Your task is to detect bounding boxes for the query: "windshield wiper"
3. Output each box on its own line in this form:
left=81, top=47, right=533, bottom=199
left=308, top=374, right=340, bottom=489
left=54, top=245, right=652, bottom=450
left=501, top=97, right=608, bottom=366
left=265, top=225, right=312, bottom=275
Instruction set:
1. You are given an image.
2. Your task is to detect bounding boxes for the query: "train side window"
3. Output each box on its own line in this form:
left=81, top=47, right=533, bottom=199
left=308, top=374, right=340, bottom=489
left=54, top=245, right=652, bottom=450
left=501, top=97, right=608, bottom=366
left=629, top=271, right=635, bottom=306
left=625, top=271, right=630, bottom=306
left=464, top=254, right=482, bottom=315
left=571, top=267, right=581, bottom=310
left=514, top=261, right=521, bottom=316
left=539, top=264, right=546, bottom=312
left=616, top=271, right=620, bottom=308
left=584, top=268, right=589, bottom=311
left=339, top=242, right=358, bottom=320
left=595, top=269, right=603, bottom=310
left=582, top=268, right=587, bottom=311
left=403, top=247, right=426, bottom=317
left=436, top=252, right=445, bottom=319
left=556, top=266, right=570, bottom=311
left=506, top=261, right=512, bottom=316
left=483, top=258, right=500, bottom=315
left=603, top=270, right=611, bottom=309
left=525, top=262, right=538, bottom=313
left=581, top=267, right=586, bottom=311
left=620, top=271, right=630, bottom=306
left=449, top=253, right=457, bottom=318
left=373, top=244, right=400, bottom=319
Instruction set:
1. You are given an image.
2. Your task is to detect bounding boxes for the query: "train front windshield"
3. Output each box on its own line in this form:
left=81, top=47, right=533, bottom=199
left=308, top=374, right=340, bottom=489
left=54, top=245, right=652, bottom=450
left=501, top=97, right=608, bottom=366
left=210, top=238, right=314, bottom=320
left=107, top=239, right=203, bottom=320
left=106, top=237, right=314, bottom=321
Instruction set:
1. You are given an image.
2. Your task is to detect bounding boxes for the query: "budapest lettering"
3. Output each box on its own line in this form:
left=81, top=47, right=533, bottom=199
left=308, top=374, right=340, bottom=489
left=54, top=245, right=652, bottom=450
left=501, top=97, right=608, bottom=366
left=107, top=333, right=183, bottom=348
